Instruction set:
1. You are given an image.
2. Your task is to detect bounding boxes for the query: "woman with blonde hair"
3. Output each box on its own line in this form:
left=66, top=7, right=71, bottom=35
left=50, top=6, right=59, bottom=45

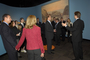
left=15, top=15, right=45, bottom=60
left=66, top=18, right=73, bottom=42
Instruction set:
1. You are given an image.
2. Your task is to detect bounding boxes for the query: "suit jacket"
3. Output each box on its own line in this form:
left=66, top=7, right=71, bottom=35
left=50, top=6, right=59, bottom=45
left=36, top=22, right=41, bottom=27
left=15, top=25, right=45, bottom=53
left=41, top=23, right=45, bottom=34
left=51, top=21, right=56, bottom=29
left=0, top=22, right=17, bottom=51
left=10, top=26, right=20, bottom=39
left=55, top=22, right=62, bottom=35
left=19, top=23, right=25, bottom=38
left=45, top=21, right=54, bottom=39
left=66, top=19, right=84, bottom=42
left=19, top=23, right=25, bottom=29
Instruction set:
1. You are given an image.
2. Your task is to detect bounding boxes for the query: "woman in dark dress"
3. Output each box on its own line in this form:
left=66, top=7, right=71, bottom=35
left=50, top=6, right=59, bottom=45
left=9, top=21, right=20, bottom=37
left=9, top=21, right=22, bottom=58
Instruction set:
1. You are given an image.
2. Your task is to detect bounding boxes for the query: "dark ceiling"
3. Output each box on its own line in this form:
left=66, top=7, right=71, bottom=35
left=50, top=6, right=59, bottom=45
left=0, top=0, right=51, bottom=7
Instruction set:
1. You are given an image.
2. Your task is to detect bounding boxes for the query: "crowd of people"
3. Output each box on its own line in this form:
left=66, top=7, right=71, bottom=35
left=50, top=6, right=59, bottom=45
left=0, top=11, right=84, bottom=60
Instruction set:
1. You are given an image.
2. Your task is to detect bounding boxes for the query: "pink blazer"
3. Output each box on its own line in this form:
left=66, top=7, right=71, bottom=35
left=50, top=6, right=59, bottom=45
left=15, top=25, right=45, bottom=53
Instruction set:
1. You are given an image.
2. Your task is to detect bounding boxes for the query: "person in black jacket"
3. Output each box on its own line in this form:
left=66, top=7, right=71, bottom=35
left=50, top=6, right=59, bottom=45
left=9, top=21, right=20, bottom=37
left=62, top=11, right=84, bottom=60
left=60, top=17, right=66, bottom=41
left=19, top=18, right=25, bottom=29
left=9, top=21, right=22, bottom=58
left=66, top=18, right=73, bottom=42
left=36, top=18, right=41, bottom=27
left=51, top=17, right=56, bottom=29
left=55, top=18, right=62, bottom=46
left=0, top=14, right=18, bottom=60
left=45, top=15, right=54, bottom=54
left=41, top=19, right=46, bottom=45
left=19, top=18, right=27, bottom=53
left=51, top=17, right=56, bottom=41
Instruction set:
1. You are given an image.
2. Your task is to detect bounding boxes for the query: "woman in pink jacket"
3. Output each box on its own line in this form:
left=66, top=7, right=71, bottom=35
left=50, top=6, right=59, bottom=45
left=15, top=15, right=45, bottom=60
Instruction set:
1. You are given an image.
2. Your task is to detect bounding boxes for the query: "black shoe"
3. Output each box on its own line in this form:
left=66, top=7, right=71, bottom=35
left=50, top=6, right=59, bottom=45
left=57, top=44, right=60, bottom=46
left=72, top=59, right=79, bottom=60
left=62, top=40, right=64, bottom=42
left=72, top=59, right=75, bottom=60
left=56, top=44, right=58, bottom=45
left=19, top=56, right=22, bottom=58
left=80, top=59, right=83, bottom=60
left=51, top=49, right=55, bottom=51
left=72, top=59, right=76, bottom=60
left=48, top=52, right=54, bottom=54
left=51, top=52, right=54, bottom=54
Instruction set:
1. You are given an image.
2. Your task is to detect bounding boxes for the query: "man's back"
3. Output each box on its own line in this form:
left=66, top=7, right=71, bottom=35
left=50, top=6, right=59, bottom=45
left=72, top=19, right=84, bottom=35
left=67, top=19, right=84, bottom=42
left=56, top=22, right=62, bottom=35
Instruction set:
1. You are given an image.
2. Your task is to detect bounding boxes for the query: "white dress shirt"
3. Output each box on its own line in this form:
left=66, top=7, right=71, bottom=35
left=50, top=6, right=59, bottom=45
left=21, top=23, right=24, bottom=27
left=47, top=20, right=52, bottom=26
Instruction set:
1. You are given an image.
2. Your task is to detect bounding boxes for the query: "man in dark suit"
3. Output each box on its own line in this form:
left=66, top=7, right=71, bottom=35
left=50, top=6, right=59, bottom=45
left=45, top=15, right=54, bottom=54
left=51, top=17, right=56, bottom=41
left=36, top=18, right=41, bottom=27
left=19, top=18, right=25, bottom=29
left=62, top=11, right=84, bottom=60
left=41, top=20, right=46, bottom=45
left=55, top=18, right=62, bottom=46
left=60, top=17, right=66, bottom=41
left=0, top=14, right=18, bottom=60
left=51, top=17, right=56, bottom=29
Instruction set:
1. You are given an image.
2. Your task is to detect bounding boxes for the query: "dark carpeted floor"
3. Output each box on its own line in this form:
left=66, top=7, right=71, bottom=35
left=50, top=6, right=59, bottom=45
left=0, top=38, right=90, bottom=60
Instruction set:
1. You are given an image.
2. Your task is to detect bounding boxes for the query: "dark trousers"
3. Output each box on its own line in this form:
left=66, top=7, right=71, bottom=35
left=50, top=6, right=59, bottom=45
left=55, top=34, right=61, bottom=45
left=27, top=49, right=41, bottom=60
left=21, top=38, right=26, bottom=49
left=46, top=38, right=52, bottom=53
left=72, top=41, right=83, bottom=60
left=42, top=34, right=46, bottom=45
left=7, top=49, right=18, bottom=60
left=67, top=31, right=72, bottom=42
left=62, top=30, right=66, bottom=41
left=53, top=33, right=56, bottom=41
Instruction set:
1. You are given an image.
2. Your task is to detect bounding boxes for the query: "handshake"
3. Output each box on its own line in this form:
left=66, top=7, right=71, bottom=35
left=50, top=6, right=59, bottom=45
left=53, top=29, right=56, bottom=32
left=62, top=22, right=67, bottom=27
left=53, top=22, right=67, bottom=33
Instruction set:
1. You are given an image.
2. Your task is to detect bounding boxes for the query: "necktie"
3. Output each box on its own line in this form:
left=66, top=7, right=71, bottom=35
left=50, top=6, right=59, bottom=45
left=55, top=23, right=58, bottom=29
left=49, top=21, right=52, bottom=26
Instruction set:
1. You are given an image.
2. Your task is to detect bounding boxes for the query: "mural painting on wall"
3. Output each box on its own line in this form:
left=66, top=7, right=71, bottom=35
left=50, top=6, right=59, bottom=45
left=41, top=0, right=69, bottom=22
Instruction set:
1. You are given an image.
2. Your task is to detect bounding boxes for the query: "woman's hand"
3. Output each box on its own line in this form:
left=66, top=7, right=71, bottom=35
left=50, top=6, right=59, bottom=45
left=16, top=33, right=20, bottom=36
left=15, top=48, right=20, bottom=51
left=41, top=53, right=44, bottom=57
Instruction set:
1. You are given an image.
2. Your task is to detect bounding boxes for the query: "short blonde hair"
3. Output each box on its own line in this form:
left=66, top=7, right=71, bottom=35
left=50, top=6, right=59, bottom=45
left=25, top=15, right=37, bottom=29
